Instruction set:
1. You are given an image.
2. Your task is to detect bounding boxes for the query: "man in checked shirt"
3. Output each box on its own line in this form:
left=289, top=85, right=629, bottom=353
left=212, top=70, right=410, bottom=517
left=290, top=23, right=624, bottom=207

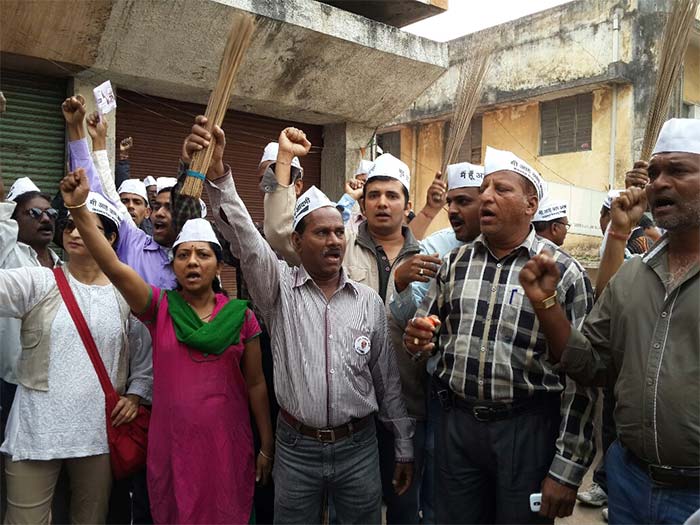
left=185, top=119, right=414, bottom=525
left=405, top=146, right=596, bottom=524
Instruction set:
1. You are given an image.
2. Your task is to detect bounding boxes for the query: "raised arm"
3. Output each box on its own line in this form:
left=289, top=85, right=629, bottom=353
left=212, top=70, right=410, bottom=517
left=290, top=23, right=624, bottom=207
left=115, top=137, right=133, bottom=188
left=408, top=171, right=447, bottom=241
left=60, top=169, right=151, bottom=314
left=595, top=187, right=646, bottom=298
left=263, top=128, right=311, bottom=266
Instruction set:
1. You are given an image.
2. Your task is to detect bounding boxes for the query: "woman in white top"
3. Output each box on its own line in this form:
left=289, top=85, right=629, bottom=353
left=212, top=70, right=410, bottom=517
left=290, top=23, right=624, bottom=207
left=0, top=192, right=152, bottom=525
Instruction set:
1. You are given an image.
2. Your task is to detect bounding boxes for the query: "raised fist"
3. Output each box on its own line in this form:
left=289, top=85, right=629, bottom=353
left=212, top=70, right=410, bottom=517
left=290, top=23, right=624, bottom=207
left=278, top=127, right=311, bottom=159
left=519, top=253, right=561, bottom=305
left=60, top=168, right=90, bottom=208
left=61, top=95, right=86, bottom=126
left=345, top=178, right=365, bottom=201
left=610, top=187, right=647, bottom=235
left=120, top=137, right=133, bottom=153
left=625, top=160, right=649, bottom=189
left=426, top=171, right=447, bottom=210
left=86, top=111, right=108, bottom=141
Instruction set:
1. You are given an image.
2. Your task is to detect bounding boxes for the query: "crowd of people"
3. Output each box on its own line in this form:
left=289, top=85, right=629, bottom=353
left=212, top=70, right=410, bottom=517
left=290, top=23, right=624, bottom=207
left=0, top=92, right=697, bottom=525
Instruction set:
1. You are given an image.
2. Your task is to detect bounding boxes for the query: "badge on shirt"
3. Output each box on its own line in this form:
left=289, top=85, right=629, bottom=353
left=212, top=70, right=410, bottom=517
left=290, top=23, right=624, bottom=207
left=354, top=335, right=371, bottom=355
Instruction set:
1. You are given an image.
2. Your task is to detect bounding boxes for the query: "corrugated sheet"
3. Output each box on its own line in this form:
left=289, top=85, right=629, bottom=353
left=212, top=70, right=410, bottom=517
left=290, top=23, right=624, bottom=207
left=0, top=70, right=67, bottom=196
left=115, top=90, right=324, bottom=295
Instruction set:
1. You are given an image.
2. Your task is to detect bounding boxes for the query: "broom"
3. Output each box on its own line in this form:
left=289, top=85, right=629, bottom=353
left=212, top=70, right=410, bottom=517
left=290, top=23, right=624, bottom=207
left=181, top=13, right=256, bottom=197
left=440, top=41, right=492, bottom=191
left=640, top=0, right=699, bottom=160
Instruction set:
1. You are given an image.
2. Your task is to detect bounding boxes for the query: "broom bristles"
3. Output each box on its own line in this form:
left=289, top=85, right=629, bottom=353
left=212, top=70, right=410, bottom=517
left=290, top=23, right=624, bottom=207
left=182, top=13, right=256, bottom=198
left=441, top=42, right=492, bottom=179
left=640, top=0, right=699, bottom=160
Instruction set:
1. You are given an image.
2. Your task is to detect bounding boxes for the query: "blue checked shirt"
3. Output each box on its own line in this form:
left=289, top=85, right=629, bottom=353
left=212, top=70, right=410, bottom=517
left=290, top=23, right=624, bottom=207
left=415, top=229, right=597, bottom=487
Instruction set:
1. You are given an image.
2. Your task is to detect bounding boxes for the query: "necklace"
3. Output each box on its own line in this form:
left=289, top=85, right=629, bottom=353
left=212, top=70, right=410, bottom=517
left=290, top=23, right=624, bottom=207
left=200, top=312, right=213, bottom=321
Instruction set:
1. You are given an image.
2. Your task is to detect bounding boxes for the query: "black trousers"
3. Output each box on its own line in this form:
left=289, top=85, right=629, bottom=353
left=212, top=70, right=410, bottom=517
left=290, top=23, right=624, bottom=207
left=435, top=398, right=560, bottom=525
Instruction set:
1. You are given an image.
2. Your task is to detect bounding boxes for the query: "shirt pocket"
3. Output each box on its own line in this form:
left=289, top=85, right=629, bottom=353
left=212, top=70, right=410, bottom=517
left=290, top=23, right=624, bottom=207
left=342, top=327, right=373, bottom=397
left=346, top=266, right=368, bottom=283
left=20, top=328, right=42, bottom=349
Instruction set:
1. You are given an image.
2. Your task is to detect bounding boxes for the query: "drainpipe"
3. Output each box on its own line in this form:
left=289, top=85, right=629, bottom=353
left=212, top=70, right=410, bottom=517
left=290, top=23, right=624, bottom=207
left=608, top=9, right=621, bottom=189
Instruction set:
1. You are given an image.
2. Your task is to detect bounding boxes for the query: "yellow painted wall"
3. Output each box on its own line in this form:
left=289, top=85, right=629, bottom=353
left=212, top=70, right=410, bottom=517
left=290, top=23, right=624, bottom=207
left=683, top=42, right=700, bottom=105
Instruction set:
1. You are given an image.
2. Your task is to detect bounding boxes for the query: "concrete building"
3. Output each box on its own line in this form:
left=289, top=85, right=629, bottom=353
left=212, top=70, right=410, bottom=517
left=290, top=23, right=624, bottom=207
left=380, top=0, right=700, bottom=265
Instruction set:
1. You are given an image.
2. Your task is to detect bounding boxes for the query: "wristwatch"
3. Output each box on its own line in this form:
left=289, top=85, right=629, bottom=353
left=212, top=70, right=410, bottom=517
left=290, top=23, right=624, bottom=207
left=532, top=291, right=558, bottom=310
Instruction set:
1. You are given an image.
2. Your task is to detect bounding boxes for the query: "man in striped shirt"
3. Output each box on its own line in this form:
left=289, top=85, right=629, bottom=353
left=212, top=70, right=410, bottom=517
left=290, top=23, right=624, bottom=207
left=193, top=122, right=414, bottom=525
left=405, top=147, right=596, bottom=524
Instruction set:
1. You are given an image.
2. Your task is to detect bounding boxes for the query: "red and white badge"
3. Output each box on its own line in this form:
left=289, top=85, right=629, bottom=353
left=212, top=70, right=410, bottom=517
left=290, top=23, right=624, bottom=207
left=354, top=335, right=371, bottom=355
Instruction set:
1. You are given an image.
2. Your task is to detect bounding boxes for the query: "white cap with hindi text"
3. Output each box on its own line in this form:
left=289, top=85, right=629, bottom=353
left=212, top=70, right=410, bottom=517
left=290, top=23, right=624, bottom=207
left=367, top=153, right=410, bottom=191
left=80, top=192, right=121, bottom=229
left=292, top=186, right=336, bottom=230
left=7, top=177, right=41, bottom=202
left=156, top=177, right=178, bottom=194
left=652, top=118, right=700, bottom=156
left=173, top=218, right=220, bottom=249
left=355, top=160, right=375, bottom=176
left=117, top=179, right=149, bottom=204
left=143, top=176, right=157, bottom=188
left=484, top=146, right=546, bottom=200
left=260, top=142, right=302, bottom=170
left=446, top=162, right=484, bottom=190
left=534, top=196, right=568, bottom=221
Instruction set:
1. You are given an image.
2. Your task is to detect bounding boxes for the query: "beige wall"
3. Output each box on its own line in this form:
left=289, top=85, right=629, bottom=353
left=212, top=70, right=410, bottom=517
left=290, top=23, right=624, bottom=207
left=401, top=85, right=636, bottom=248
left=684, top=42, right=700, bottom=105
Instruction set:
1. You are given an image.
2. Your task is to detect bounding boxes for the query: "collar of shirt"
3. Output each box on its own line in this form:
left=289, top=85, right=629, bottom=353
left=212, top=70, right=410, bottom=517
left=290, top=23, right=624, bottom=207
left=643, top=234, right=700, bottom=288
left=292, top=264, right=360, bottom=297
left=472, top=227, right=540, bottom=260
left=355, top=221, right=420, bottom=258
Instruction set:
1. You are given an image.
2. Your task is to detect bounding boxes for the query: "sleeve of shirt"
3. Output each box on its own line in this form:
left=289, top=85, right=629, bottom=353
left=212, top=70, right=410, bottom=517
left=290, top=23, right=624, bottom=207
left=171, top=161, right=205, bottom=235
left=0, top=202, right=19, bottom=267
left=125, top=315, right=153, bottom=403
left=336, top=194, right=355, bottom=224
left=206, top=174, right=283, bottom=319
left=241, top=308, right=262, bottom=342
left=548, top=264, right=598, bottom=487
left=115, top=159, right=130, bottom=188
left=368, top=293, right=415, bottom=462
left=69, top=138, right=105, bottom=195
left=92, top=150, right=133, bottom=224
left=263, top=180, right=300, bottom=267
left=0, top=267, right=53, bottom=318
left=389, top=280, right=432, bottom=326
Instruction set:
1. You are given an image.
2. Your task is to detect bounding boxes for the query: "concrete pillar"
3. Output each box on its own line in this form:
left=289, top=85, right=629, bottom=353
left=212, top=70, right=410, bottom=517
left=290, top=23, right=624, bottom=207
left=321, top=122, right=375, bottom=200
left=70, top=76, right=117, bottom=170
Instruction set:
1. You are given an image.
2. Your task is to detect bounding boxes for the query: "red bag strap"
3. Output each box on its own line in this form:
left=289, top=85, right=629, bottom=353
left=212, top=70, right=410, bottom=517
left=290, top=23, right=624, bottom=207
left=53, top=268, right=117, bottom=400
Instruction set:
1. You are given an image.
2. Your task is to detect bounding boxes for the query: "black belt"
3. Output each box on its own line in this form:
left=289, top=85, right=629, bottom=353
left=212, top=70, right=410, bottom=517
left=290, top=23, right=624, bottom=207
left=281, top=410, right=373, bottom=443
left=624, top=445, right=700, bottom=490
left=432, top=381, right=559, bottom=422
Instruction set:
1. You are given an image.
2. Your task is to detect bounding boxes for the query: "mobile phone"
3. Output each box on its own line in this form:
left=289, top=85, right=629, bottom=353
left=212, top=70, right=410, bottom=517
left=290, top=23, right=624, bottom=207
left=529, top=493, right=542, bottom=512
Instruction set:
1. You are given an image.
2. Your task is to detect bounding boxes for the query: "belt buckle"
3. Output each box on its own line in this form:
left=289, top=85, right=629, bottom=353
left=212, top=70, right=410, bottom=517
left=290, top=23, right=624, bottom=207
left=316, top=428, right=336, bottom=443
left=472, top=406, right=492, bottom=422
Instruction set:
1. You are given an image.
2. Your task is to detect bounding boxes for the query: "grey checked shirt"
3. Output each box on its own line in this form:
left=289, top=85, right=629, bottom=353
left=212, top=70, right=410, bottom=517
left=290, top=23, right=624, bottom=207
left=416, top=229, right=596, bottom=486
left=207, top=174, right=414, bottom=461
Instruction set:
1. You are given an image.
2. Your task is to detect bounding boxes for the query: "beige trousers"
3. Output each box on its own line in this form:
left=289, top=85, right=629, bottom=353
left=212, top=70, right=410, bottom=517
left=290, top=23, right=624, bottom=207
left=4, top=454, right=112, bottom=525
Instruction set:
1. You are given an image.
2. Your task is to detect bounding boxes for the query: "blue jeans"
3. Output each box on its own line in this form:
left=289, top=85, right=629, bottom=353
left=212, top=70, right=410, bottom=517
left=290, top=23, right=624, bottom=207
left=420, top=394, right=440, bottom=525
left=606, top=440, right=700, bottom=524
left=272, top=416, right=382, bottom=525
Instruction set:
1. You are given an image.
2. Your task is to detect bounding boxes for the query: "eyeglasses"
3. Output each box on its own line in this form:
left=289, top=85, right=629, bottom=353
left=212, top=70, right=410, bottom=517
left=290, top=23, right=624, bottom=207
left=26, top=207, right=58, bottom=221
left=555, top=221, right=571, bottom=231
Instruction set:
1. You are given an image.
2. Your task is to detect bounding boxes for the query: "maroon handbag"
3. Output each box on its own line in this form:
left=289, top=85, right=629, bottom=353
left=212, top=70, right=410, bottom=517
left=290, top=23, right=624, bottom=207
left=53, top=268, right=150, bottom=480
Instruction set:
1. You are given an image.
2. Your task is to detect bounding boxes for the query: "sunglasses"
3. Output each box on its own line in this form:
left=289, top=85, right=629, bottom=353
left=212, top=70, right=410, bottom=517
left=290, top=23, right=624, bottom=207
left=26, top=207, right=58, bottom=221
left=63, top=219, right=104, bottom=233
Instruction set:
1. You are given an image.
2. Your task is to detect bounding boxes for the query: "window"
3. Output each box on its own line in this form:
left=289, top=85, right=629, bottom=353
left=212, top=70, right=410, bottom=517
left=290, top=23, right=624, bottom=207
left=377, top=131, right=401, bottom=158
left=540, top=93, right=592, bottom=155
left=455, top=116, right=483, bottom=164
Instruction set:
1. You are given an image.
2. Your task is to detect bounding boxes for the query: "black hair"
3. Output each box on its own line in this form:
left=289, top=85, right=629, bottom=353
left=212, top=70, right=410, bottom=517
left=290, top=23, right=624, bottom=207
left=173, top=241, right=228, bottom=295
left=97, top=215, right=120, bottom=249
left=10, top=191, right=53, bottom=220
left=362, top=176, right=410, bottom=206
left=532, top=220, right=550, bottom=233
